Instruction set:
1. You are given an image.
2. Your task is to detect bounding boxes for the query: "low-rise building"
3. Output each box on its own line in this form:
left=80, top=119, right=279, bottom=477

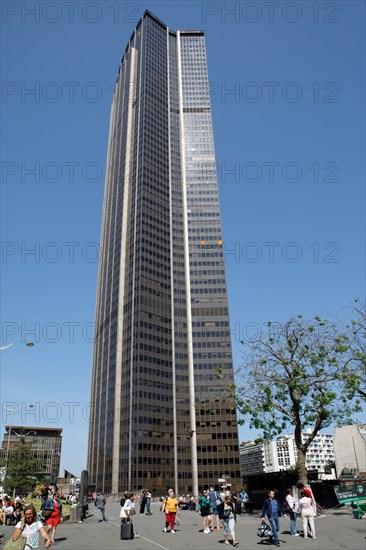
left=1, top=426, right=62, bottom=484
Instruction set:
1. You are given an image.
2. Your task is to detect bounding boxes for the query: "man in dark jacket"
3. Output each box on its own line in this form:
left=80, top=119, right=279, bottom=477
left=261, top=490, right=282, bottom=546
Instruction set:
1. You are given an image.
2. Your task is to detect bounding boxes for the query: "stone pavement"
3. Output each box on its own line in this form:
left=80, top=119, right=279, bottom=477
left=1, top=502, right=364, bottom=549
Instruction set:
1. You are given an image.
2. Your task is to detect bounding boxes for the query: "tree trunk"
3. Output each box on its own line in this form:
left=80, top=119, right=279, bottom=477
left=296, top=446, right=308, bottom=485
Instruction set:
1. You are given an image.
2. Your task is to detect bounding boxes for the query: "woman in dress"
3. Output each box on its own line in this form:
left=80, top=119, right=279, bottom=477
left=217, top=495, right=239, bottom=546
left=44, top=492, right=63, bottom=543
left=12, top=504, right=52, bottom=548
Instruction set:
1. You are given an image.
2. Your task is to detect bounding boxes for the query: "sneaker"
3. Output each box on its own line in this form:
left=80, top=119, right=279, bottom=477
left=294, top=533, right=300, bottom=536
left=312, top=537, right=317, bottom=539
left=163, top=527, right=167, bottom=532
left=204, top=528, right=210, bottom=534
left=171, top=530, right=176, bottom=534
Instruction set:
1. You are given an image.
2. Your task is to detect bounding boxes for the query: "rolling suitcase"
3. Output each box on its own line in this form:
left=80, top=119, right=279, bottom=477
left=121, top=520, right=134, bottom=540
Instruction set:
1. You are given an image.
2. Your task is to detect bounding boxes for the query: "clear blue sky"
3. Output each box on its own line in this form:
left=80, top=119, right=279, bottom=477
left=1, top=1, right=365, bottom=475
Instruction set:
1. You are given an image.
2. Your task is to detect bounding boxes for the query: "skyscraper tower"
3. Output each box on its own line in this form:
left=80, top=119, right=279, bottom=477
left=87, top=11, right=240, bottom=496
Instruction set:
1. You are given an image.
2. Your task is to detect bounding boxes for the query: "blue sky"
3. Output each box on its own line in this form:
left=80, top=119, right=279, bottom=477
left=1, top=1, right=365, bottom=475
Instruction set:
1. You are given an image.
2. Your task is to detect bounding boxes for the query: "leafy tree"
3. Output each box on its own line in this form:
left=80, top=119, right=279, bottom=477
left=3, top=437, right=42, bottom=495
left=234, top=315, right=363, bottom=484
left=341, top=299, right=366, bottom=400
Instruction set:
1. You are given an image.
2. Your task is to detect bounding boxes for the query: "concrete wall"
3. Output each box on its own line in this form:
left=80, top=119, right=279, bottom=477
left=334, top=425, right=366, bottom=475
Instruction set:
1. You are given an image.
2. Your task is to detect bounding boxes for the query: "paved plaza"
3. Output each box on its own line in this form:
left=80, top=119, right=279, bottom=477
left=1, top=502, right=364, bottom=550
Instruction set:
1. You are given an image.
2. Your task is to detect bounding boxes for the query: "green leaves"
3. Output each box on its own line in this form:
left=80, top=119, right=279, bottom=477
left=235, top=307, right=365, bottom=483
left=5, top=438, right=42, bottom=494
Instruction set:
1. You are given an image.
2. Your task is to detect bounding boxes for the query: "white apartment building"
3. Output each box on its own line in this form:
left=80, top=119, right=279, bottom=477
left=241, top=431, right=334, bottom=476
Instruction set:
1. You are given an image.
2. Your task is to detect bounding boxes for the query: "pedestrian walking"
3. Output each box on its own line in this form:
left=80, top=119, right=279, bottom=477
left=208, top=486, right=221, bottom=530
left=11, top=504, right=52, bottom=549
left=121, top=491, right=135, bottom=521
left=261, top=490, right=283, bottom=547
left=139, top=489, right=147, bottom=515
left=120, top=492, right=136, bottom=540
left=44, top=492, right=63, bottom=544
left=239, top=489, right=249, bottom=513
left=41, top=486, right=50, bottom=509
left=299, top=490, right=316, bottom=539
left=162, top=488, right=178, bottom=534
left=217, top=494, right=239, bottom=546
left=95, top=492, right=107, bottom=523
left=197, top=489, right=213, bottom=534
left=231, top=492, right=242, bottom=515
left=145, top=491, right=152, bottom=515
left=285, top=488, right=299, bottom=536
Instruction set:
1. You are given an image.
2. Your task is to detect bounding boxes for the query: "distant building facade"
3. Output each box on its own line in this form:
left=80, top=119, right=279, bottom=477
left=240, top=441, right=265, bottom=476
left=1, top=426, right=62, bottom=483
left=241, top=431, right=334, bottom=477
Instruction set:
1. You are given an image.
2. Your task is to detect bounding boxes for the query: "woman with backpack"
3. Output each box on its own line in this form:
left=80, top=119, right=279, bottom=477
left=208, top=486, right=221, bottom=530
left=217, top=495, right=239, bottom=546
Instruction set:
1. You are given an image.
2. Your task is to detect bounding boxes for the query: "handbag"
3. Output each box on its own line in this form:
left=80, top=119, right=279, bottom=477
left=283, top=500, right=292, bottom=513
left=257, top=521, right=273, bottom=538
left=4, top=535, right=26, bottom=550
left=129, top=508, right=136, bottom=516
left=41, top=509, right=53, bottom=518
left=119, top=509, right=127, bottom=519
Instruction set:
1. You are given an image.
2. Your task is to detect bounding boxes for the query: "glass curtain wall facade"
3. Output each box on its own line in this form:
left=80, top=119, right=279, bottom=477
left=87, top=11, right=240, bottom=495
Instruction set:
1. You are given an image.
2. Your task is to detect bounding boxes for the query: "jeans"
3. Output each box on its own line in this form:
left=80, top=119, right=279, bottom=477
left=223, top=517, right=236, bottom=540
left=289, top=511, right=298, bottom=535
left=97, top=507, right=106, bottom=521
left=145, top=499, right=151, bottom=514
left=140, top=499, right=146, bottom=514
left=268, top=515, right=279, bottom=542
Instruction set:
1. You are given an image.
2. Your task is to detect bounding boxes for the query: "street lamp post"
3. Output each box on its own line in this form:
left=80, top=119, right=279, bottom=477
left=1, top=342, right=35, bottom=493
left=0, top=339, right=34, bottom=350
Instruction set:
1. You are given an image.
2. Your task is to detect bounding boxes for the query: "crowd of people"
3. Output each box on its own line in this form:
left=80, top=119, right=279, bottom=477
left=260, top=483, right=318, bottom=546
left=109, top=482, right=317, bottom=546
left=0, top=487, right=63, bottom=548
left=0, top=481, right=319, bottom=547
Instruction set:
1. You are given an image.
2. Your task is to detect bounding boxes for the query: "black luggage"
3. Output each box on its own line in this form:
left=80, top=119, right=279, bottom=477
left=121, top=520, right=134, bottom=540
